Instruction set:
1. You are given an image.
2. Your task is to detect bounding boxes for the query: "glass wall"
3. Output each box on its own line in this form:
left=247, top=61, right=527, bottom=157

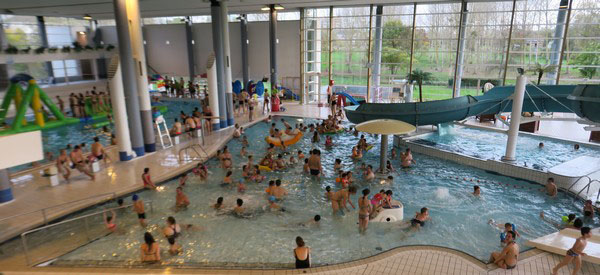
left=301, top=0, right=600, bottom=103
left=0, top=15, right=48, bottom=81
left=302, top=8, right=330, bottom=104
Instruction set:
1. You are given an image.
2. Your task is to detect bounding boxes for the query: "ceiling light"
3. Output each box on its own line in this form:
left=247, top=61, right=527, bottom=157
left=274, top=5, right=284, bottom=10
left=77, top=31, right=85, bottom=34
left=83, top=14, right=92, bottom=20
left=261, top=6, right=270, bottom=11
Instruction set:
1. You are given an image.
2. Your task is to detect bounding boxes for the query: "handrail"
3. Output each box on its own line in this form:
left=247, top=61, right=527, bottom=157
left=20, top=200, right=153, bottom=266
left=566, top=176, right=592, bottom=193
left=0, top=192, right=117, bottom=225
left=178, top=143, right=209, bottom=162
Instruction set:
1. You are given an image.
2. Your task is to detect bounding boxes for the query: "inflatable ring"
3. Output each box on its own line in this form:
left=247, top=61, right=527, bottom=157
left=365, top=145, right=374, bottom=151
left=265, top=131, right=303, bottom=147
left=92, top=121, right=110, bottom=129
left=322, top=126, right=345, bottom=135
left=258, top=165, right=272, bottom=172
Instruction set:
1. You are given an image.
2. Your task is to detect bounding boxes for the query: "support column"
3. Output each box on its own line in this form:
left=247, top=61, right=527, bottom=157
left=37, top=16, right=54, bottom=81
left=210, top=0, right=227, bottom=129
left=453, top=2, right=468, bottom=97
left=240, top=14, right=249, bottom=89
left=379, top=134, right=388, bottom=173
left=371, top=6, right=383, bottom=103
left=0, top=24, right=9, bottom=90
left=185, top=16, right=196, bottom=81
left=114, top=0, right=144, bottom=157
left=546, top=0, right=569, bottom=84
left=502, top=75, right=527, bottom=162
left=109, top=60, right=134, bottom=161
left=126, top=0, right=155, bottom=153
left=221, top=2, right=234, bottom=126
left=0, top=169, right=13, bottom=203
left=269, top=4, right=278, bottom=92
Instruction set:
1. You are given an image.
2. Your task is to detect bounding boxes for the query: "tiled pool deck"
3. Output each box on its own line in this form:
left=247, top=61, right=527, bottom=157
left=1, top=102, right=599, bottom=274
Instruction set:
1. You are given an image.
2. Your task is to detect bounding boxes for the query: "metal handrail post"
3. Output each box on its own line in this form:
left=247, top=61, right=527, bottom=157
left=21, top=233, right=30, bottom=266
left=84, top=216, right=90, bottom=241
left=41, top=209, right=47, bottom=225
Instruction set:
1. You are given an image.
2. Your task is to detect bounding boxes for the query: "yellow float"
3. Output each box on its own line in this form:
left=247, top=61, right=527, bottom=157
left=265, top=131, right=303, bottom=147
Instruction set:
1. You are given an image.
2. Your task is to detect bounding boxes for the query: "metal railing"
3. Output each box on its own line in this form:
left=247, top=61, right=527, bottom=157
left=178, top=143, right=209, bottom=163
left=20, top=200, right=153, bottom=266
left=565, top=175, right=600, bottom=203
left=0, top=192, right=117, bottom=226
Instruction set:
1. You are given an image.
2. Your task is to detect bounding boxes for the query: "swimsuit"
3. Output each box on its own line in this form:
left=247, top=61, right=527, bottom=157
left=584, top=210, right=592, bottom=217
left=95, top=153, right=104, bottom=160
left=166, top=225, right=179, bottom=245
left=310, top=169, right=320, bottom=176
left=294, top=249, right=310, bottom=269
left=138, top=212, right=146, bottom=219
left=411, top=219, right=424, bottom=226
left=567, top=249, right=579, bottom=257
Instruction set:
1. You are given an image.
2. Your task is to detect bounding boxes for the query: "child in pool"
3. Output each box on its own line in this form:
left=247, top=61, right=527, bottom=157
left=552, top=227, right=592, bottom=275
left=179, top=173, right=188, bottom=186
left=242, top=136, right=249, bottom=147
left=325, top=136, right=333, bottom=147
left=303, top=158, right=310, bottom=174
left=252, top=167, right=265, bottom=182
left=242, top=165, right=249, bottom=179
left=104, top=209, right=117, bottom=232
left=325, top=186, right=333, bottom=200
left=237, top=180, right=246, bottom=193
left=240, top=146, right=247, bottom=157
left=222, top=171, right=233, bottom=186
left=298, top=150, right=305, bottom=160
left=289, top=156, right=297, bottom=165
left=334, top=159, right=342, bottom=170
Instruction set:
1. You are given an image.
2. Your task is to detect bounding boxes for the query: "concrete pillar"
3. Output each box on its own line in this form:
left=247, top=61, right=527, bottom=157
left=185, top=16, right=196, bottom=81
left=109, top=61, right=134, bottom=161
left=0, top=25, right=9, bottom=90
left=371, top=6, right=383, bottom=103
left=221, top=2, right=234, bottom=126
left=36, top=16, right=54, bottom=80
left=126, top=0, right=155, bottom=153
left=546, top=0, right=568, bottom=84
left=379, top=134, right=388, bottom=173
left=502, top=75, right=527, bottom=162
left=269, top=4, right=278, bottom=92
left=453, top=3, right=469, bottom=97
left=0, top=169, right=13, bottom=203
left=113, top=0, right=144, bottom=157
left=206, top=54, right=221, bottom=130
left=240, top=14, right=249, bottom=89
left=210, top=0, right=227, bottom=129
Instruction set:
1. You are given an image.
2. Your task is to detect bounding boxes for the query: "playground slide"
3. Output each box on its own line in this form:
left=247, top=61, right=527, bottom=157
left=344, top=84, right=600, bottom=126
left=335, top=91, right=360, bottom=105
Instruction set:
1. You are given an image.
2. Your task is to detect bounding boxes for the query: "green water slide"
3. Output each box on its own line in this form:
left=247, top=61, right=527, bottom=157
left=345, top=84, right=600, bottom=126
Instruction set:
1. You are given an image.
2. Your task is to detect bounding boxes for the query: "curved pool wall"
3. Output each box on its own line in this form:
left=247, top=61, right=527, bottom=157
left=5, top=116, right=594, bottom=268
left=8, top=99, right=202, bottom=173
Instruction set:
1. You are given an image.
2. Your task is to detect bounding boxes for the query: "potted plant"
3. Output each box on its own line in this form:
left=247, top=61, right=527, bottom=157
left=95, top=44, right=105, bottom=50
left=84, top=45, right=94, bottom=51
left=72, top=42, right=84, bottom=53
left=61, top=46, right=71, bottom=53
left=5, top=45, right=19, bottom=54
left=48, top=47, right=58, bottom=53
left=529, top=63, right=557, bottom=85
left=407, top=69, right=433, bottom=102
left=34, top=46, right=47, bottom=54
left=20, top=47, right=31, bottom=54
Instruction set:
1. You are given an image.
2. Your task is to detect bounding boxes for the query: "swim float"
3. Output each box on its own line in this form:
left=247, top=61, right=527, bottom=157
left=265, top=131, right=303, bottom=147
left=258, top=165, right=273, bottom=172
left=322, top=125, right=345, bottom=135
left=371, top=202, right=404, bottom=223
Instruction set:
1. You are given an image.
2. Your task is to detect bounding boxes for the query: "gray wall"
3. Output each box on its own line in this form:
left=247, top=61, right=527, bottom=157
left=98, top=20, right=300, bottom=82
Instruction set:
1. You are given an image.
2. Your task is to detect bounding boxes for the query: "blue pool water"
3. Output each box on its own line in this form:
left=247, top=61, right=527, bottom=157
left=45, top=116, right=597, bottom=267
left=413, top=125, right=600, bottom=170
left=9, top=99, right=202, bottom=173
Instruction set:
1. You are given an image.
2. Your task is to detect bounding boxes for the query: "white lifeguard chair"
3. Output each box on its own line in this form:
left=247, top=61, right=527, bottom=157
left=155, top=115, right=173, bottom=149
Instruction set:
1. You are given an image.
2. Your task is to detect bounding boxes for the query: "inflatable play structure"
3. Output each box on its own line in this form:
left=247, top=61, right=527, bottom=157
left=371, top=202, right=404, bottom=223
left=265, top=131, right=303, bottom=147
left=0, top=74, right=79, bottom=136
left=345, top=84, right=600, bottom=126
left=335, top=91, right=359, bottom=105
left=322, top=125, right=345, bottom=135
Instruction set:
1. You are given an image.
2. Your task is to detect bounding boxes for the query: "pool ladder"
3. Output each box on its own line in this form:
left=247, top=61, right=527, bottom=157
left=566, top=176, right=600, bottom=204
left=178, top=144, right=209, bottom=163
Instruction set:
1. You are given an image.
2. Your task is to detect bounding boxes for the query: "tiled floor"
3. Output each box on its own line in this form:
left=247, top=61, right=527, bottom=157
left=2, top=102, right=600, bottom=274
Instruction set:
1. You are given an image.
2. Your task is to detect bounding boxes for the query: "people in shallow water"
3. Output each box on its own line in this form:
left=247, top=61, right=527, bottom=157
left=410, top=207, right=431, bottom=229
left=308, top=149, right=322, bottom=177
left=267, top=196, right=285, bottom=212
left=574, top=144, right=580, bottom=151
left=541, top=177, right=557, bottom=197
left=358, top=188, right=371, bottom=234
left=539, top=142, right=544, bottom=149
left=583, top=200, right=594, bottom=220
left=175, top=187, right=190, bottom=210
left=103, top=209, right=117, bottom=232
left=213, top=197, right=224, bottom=210
left=488, top=231, right=519, bottom=270
left=363, top=165, right=374, bottom=181
left=163, top=216, right=182, bottom=255
left=400, top=148, right=416, bottom=168
left=472, top=185, right=481, bottom=196
left=330, top=186, right=357, bottom=215
left=133, top=194, right=147, bottom=226
left=273, top=180, right=288, bottom=199
left=539, top=212, right=583, bottom=230
left=234, top=198, right=245, bottom=215
left=141, top=232, right=160, bottom=263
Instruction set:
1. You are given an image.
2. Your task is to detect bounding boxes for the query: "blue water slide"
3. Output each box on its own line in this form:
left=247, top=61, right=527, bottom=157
left=345, top=84, right=600, bottom=126
left=335, top=91, right=360, bottom=105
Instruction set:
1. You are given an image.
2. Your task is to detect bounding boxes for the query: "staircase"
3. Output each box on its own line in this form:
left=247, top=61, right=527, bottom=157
left=107, top=55, right=120, bottom=80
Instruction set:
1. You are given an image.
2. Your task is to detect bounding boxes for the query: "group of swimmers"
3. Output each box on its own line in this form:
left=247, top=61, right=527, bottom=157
left=54, top=137, right=113, bottom=181
left=65, top=88, right=111, bottom=118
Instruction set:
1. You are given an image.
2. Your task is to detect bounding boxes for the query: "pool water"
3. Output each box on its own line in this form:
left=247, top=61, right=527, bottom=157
left=50, top=116, right=598, bottom=267
left=413, top=125, right=600, bottom=170
left=9, top=99, right=202, bottom=173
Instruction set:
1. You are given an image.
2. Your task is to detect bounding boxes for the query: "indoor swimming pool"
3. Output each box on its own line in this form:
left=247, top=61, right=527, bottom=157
left=412, top=125, right=600, bottom=170
left=9, top=116, right=593, bottom=268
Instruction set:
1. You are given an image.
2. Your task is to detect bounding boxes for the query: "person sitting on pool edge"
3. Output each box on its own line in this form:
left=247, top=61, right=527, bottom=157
left=294, top=236, right=311, bottom=269
left=488, top=230, right=519, bottom=270
left=541, top=177, right=557, bottom=197
left=142, top=168, right=157, bottom=189
left=140, top=232, right=160, bottom=263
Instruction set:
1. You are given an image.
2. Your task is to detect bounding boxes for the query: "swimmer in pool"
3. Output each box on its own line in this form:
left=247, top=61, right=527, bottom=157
left=234, top=198, right=245, bottom=215
left=273, top=179, right=288, bottom=199
left=583, top=200, right=594, bottom=220
left=363, top=165, right=375, bottom=181
left=275, top=154, right=287, bottom=170
left=325, top=186, right=333, bottom=200
left=240, top=146, right=247, bottom=157
left=303, top=158, right=310, bottom=174
left=308, top=149, right=322, bottom=178
left=488, top=221, right=521, bottom=245
left=351, top=146, right=363, bottom=160
left=133, top=195, right=147, bottom=226
left=104, top=209, right=117, bottom=232
left=574, top=144, right=580, bottom=151
left=265, top=180, right=276, bottom=195
left=213, top=197, right=224, bottom=210
left=237, top=180, right=246, bottom=193
left=222, top=171, right=233, bottom=186
left=539, top=142, right=544, bottom=149
left=175, top=187, right=190, bottom=210
left=298, top=150, right=305, bottom=160
left=163, top=216, right=182, bottom=255
left=288, top=155, right=297, bottom=166
left=386, top=160, right=394, bottom=173
left=410, top=207, right=431, bottom=229
left=330, top=186, right=357, bottom=215
left=539, top=212, right=583, bottom=229
left=297, top=215, right=321, bottom=227
left=541, top=177, right=557, bottom=197
left=325, top=135, right=333, bottom=147
left=334, top=159, right=342, bottom=170
left=179, top=173, right=188, bottom=186
left=391, top=148, right=397, bottom=159
left=400, top=148, right=416, bottom=168
left=267, top=196, right=285, bottom=212
left=242, top=135, right=249, bottom=147
left=473, top=185, right=481, bottom=196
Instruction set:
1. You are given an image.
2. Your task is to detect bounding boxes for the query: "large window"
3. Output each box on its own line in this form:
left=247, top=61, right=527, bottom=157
left=303, top=8, right=330, bottom=104
left=378, top=5, right=414, bottom=88
left=0, top=15, right=47, bottom=80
